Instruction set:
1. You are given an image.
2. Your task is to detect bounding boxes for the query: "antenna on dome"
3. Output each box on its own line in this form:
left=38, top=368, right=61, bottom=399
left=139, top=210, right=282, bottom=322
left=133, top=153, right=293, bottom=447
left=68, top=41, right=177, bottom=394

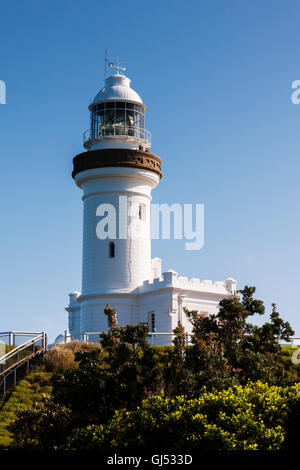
left=104, top=52, right=126, bottom=77
left=104, top=49, right=108, bottom=80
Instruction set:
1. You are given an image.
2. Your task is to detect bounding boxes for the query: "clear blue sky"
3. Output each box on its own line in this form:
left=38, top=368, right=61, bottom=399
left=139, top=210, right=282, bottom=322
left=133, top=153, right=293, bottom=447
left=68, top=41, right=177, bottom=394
left=0, top=0, right=299, bottom=342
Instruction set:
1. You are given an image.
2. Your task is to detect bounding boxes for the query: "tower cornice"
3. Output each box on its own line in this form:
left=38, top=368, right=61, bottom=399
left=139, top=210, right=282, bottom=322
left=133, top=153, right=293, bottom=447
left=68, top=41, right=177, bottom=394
left=72, top=148, right=162, bottom=179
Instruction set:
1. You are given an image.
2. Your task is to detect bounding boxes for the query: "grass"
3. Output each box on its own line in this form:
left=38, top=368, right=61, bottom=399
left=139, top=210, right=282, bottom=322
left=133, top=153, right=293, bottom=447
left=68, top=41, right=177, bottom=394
left=0, top=371, right=53, bottom=448
left=281, top=344, right=298, bottom=357
left=0, top=342, right=101, bottom=448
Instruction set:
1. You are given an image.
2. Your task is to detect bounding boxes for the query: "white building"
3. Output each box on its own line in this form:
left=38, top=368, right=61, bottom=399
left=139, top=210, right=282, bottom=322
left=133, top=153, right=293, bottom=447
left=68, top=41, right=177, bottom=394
left=66, top=64, right=237, bottom=343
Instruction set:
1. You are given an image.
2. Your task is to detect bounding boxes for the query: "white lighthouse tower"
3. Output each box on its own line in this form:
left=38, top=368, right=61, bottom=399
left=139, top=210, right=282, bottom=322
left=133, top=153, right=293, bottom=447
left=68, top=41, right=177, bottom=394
left=68, top=60, right=162, bottom=334
left=67, top=59, right=237, bottom=342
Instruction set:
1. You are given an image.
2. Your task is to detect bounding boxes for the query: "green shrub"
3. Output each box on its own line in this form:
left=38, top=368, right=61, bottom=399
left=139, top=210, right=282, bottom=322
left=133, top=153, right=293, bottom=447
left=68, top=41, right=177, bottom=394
left=68, top=381, right=300, bottom=451
left=8, top=401, right=73, bottom=449
left=0, top=372, right=52, bottom=448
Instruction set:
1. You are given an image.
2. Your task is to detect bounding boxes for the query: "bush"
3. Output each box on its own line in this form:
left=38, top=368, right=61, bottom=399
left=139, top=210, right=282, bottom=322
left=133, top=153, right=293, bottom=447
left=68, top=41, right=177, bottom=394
left=43, top=342, right=101, bottom=373
left=68, top=382, right=300, bottom=451
left=8, top=400, right=73, bottom=449
left=6, top=294, right=300, bottom=450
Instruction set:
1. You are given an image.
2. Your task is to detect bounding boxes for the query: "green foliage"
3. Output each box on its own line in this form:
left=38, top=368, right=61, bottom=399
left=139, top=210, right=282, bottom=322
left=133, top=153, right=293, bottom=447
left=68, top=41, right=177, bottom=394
left=164, top=322, right=195, bottom=396
left=8, top=400, right=73, bottom=450
left=183, top=286, right=296, bottom=390
left=0, top=372, right=52, bottom=448
left=67, top=382, right=300, bottom=451
left=104, top=303, right=117, bottom=329
left=6, top=291, right=299, bottom=450
left=50, top=322, right=161, bottom=427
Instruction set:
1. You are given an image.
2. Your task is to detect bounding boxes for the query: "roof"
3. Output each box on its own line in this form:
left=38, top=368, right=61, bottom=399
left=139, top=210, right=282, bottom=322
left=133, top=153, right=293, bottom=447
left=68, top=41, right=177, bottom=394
left=90, top=74, right=144, bottom=107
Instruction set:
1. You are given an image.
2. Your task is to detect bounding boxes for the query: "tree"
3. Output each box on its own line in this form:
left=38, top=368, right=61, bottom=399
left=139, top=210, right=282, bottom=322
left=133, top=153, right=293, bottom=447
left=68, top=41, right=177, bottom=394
left=184, top=311, right=237, bottom=393
left=184, top=286, right=295, bottom=387
left=50, top=306, right=162, bottom=433
left=9, top=291, right=297, bottom=449
left=164, top=321, right=195, bottom=396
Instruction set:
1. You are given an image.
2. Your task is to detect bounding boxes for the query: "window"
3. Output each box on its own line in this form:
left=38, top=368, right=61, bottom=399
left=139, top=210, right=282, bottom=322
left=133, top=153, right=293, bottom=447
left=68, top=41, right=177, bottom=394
left=90, top=101, right=145, bottom=139
left=105, top=101, right=115, bottom=110
left=109, top=242, right=115, bottom=258
left=148, top=311, right=155, bottom=332
left=199, top=311, right=208, bottom=320
left=139, top=203, right=146, bottom=221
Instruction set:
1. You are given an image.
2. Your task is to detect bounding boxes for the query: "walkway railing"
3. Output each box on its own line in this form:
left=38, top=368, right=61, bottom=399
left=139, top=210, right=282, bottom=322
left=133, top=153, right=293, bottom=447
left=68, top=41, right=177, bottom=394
left=61, top=331, right=300, bottom=348
left=0, top=331, right=44, bottom=347
left=62, top=331, right=192, bottom=346
left=288, top=337, right=300, bottom=348
left=0, top=332, right=47, bottom=395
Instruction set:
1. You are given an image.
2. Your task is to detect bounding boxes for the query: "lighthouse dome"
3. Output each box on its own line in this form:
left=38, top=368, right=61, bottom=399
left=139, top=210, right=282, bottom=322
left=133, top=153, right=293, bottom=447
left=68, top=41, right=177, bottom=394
left=84, top=70, right=151, bottom=151
left=90, top=74, right=144, bottom=108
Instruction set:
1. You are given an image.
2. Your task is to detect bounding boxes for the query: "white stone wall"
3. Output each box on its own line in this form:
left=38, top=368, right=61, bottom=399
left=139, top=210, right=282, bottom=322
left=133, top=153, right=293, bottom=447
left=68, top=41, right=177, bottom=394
left=76, top=167, right=159, bottom=294
left=73, top=167, right=159, bottom=331
left=66, top=270, right=237, bottom=343
left=78, top=295, right=138, bottom=333
left=66, top=292, right=81, bottom=337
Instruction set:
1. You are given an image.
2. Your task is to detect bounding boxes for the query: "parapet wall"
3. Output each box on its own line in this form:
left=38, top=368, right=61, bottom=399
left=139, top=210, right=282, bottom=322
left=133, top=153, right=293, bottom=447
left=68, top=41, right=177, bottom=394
left=139, top=270, right=237, bottom=295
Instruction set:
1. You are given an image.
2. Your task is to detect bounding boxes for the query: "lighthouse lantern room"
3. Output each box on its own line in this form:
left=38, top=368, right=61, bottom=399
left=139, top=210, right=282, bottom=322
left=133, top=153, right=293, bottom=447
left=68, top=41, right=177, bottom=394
left=83, top=70, right=150, bottom=151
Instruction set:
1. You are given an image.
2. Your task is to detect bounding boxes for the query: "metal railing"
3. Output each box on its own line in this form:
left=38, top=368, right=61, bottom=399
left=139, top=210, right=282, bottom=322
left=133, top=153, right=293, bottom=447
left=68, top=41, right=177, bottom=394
left=83, top=125, right=151, bottom=146
left=61, top=331, right=300, bottom=348
left=62, top=331, right=192, bottom=346
left=0, top=332, right=47, bottom=395
left=287, top=337, right=300, bottom=348
left=0, top=331, right=44, bottom=347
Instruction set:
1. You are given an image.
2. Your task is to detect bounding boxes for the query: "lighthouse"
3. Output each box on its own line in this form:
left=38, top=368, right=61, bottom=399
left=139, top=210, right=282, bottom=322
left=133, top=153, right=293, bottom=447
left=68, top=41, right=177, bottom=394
left=66, top=59, right=237, bottom=342
left=68, top=60, right=162, bottom=334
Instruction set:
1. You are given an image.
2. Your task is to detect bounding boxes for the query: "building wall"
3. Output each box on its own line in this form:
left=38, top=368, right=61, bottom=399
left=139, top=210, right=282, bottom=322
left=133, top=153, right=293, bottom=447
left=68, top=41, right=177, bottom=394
left=78, top=295, right=138, bottom=333
left=66, top=292, right=81, bottom=337
left=76, top=167, right=159, bottom=295
left=67, top=266, right=237, bottom=343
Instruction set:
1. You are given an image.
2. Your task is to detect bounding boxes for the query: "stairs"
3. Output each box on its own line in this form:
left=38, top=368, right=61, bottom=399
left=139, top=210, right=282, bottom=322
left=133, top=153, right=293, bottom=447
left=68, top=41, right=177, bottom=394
left=0, top=333, right=47, bottom=395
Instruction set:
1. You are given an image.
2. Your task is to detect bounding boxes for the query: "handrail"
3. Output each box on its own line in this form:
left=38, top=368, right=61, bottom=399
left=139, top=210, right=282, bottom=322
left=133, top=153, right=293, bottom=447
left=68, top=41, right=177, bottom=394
left=0, top=331, right=45, bottom=347
left=0, top=333, right=47, bottom=376
left=0, top=331, right=43, bottom=335
left=0, top=335, right=44, bottom=363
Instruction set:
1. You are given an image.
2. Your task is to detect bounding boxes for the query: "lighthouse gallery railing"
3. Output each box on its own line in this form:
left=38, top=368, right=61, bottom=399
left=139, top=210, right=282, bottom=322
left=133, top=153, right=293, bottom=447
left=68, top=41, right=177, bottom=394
left=83, top=125, right=151, bottom=145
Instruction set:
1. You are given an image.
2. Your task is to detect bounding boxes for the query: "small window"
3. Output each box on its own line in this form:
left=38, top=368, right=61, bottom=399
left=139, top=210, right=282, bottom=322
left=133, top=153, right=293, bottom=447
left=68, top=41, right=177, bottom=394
left=139, top=204, right=146, bottom=221
left=148, top=311, right=155, bottom=332
left=199, top=311, right=208, bottom=320
left=109, top=242, right=115, bottom=258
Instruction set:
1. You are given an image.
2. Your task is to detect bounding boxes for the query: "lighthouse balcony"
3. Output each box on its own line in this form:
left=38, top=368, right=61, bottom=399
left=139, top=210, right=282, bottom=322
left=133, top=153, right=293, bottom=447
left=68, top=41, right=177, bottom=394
left=83, top=125, right=151, bottom=151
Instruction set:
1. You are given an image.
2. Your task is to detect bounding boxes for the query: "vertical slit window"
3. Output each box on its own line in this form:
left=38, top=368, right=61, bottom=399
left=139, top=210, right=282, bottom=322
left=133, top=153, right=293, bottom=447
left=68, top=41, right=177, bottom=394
left=139, top=204, right=146, bottom=221
left=109, top=242, right=115, bottom=258
left=148, top=311, right=155, bottom=332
